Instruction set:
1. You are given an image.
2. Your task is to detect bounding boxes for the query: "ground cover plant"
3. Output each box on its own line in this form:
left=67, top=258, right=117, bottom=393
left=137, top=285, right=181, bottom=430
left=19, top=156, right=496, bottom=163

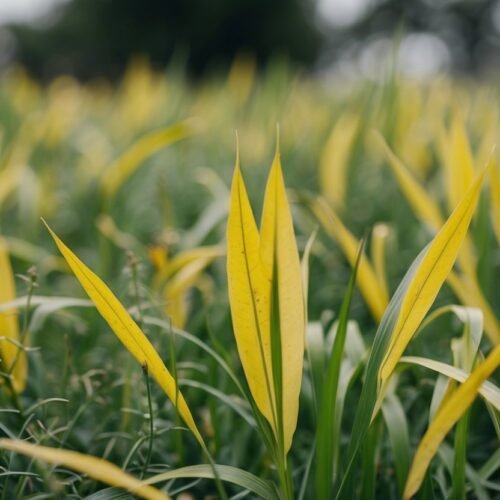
left=0, top=59, right=499, bottom=499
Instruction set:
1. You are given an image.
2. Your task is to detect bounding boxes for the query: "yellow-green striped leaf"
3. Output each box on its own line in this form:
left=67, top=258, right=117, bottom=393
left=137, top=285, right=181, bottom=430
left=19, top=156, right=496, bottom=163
left=379, top=166, right=488, bottom=389
left=44, top=222, right=204, bottom=446
left=260, top=149, right=305, bottom=454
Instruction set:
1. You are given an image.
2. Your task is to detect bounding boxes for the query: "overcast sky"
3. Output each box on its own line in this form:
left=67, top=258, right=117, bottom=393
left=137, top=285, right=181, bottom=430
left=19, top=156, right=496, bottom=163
left=0, top=0, right=371, bottom=26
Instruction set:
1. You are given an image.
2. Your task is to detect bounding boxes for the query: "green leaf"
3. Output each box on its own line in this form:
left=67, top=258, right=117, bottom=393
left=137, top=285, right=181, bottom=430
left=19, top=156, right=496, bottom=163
left=145, top=464, right=278, bottom=500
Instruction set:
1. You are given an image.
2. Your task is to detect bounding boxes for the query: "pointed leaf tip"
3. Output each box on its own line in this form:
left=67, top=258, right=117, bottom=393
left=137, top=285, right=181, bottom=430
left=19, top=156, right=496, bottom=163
left=44, top=224, right=204, bottom=447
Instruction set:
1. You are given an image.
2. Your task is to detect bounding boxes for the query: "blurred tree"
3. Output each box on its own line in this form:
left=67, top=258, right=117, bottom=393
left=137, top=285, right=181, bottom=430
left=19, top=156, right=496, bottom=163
left=320, top=0, right=500, bottom=75
left=8, top=0, right=322, bottom=79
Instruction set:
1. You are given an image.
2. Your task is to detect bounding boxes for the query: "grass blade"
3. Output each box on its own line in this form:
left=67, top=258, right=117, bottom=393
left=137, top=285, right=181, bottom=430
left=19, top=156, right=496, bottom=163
left=44, top=221, right=204, bottom=446
left=0, top=439, right=169, bottom=500
left=260, top=144, right=305, bottom=455
left=379, top=166, right=489, bottom=390
left=0, top=238, right=26, bottom=393
left=404, top=345, right=500, bottom=499
left=314, top=238, right=364, bottom=499
left=226, top=153, right=275, bottom=436
left=100, top=121, right=195, bottom=198
left=145, top=463, right=278, bottom=500
left=303, top=195, right=388, bottom=322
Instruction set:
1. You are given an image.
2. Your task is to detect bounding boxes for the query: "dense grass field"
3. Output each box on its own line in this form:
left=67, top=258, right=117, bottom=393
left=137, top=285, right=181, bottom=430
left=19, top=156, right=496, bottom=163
left=0, top=59, right=499, bottom=499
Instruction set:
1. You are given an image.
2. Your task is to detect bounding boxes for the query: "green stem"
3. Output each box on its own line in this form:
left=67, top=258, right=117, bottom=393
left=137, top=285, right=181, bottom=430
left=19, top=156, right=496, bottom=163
left=141, top=365, right=154, bottom=479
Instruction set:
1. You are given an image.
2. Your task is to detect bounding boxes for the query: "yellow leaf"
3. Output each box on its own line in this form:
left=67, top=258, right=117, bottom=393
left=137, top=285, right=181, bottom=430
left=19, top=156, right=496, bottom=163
left=308, top=197, right=388, bottom=322
left=449, top=111, right=475, bottom=204
left=319, top=113, right=359, bottom=207
left=44, top=222, right=204, bottom=446
left=371, top=223, right=391, bottom=301
left=491, top=160, right=500, bottom=244
left=227, top=158, right=275, bottom=434
left=403, top=346, right=500, bottom=499
left=0, top=439, right=169, bottom=500
left=101, top=121, right=195, bottom=198
left=379, top=167, right=488, bottom=389
left=260, top=149, right=305, bottom=453
left=164, top=255, right=218, bottom=329
left=153, top=246, right=224, bottom=290
left=374, top=132, right=443, bottom=230
left=0, top=238, right=27, bottom=393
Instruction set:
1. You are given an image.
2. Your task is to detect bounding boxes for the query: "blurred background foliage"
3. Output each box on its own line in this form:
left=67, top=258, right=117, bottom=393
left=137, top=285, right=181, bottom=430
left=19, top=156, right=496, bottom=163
left=1, top=0, right=500, bottom=79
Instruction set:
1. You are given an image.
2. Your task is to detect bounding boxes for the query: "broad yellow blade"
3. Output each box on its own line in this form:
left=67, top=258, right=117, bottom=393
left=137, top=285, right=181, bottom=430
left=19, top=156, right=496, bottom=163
left=379, top=167, right=488, bottom=389
left=309, top=197, right=388, bottom=322
left=0, top=238, right=28, bottom=392
left=0, top=238, right=27, bottom=393
left=0, top=439, right=169, bottom=500
left=100, top=121, right=195, bottom=198
left=226, top=160, right=275, bottom=431
left=374, top=132, right=443, bottom=230
left=260, top=149, right=305, bottom=454
left=319, top=113, right=359, bottom=207
left=44, top=222, right=204, bottom=446
left=403, top=346, right=500, bottom=499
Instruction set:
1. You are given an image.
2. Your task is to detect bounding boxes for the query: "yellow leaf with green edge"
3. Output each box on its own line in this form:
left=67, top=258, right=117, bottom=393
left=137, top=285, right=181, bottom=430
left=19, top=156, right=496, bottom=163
left=101, top=121, right=196, bottom=198
left=403, top=346, right=500, bottom=499
left=227, top=158, right=275, bottom=433
left=491, top=161, right=500, bottom=244
left=376, top=131, right=478, bottom=296
left=308, top=197, right=388, bottom=322
left=260, top=149, right=305, bottom=454
left=374, top=132, right=444, bottom=230
left=319, top=113, right=359, bottom=207
left=379, top=166, right=489, bottom=390
left=0, top=439, right=169, bottom=500
left=44, top=222, right=204, bottom=447
left=0, top=238, right=27, bottom=393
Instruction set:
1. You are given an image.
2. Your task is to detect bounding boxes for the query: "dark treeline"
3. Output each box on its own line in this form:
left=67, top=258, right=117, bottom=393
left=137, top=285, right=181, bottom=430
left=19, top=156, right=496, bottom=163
left=6, top=0, right=500, bottom=80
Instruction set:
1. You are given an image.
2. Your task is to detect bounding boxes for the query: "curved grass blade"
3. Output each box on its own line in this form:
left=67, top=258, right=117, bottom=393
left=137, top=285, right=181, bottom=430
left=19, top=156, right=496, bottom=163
left=404, top=346, right=500, bottom=499
left=101, top=121, right=195, bottom=198
left=0, top=439, right=169, bottom=500
left=399, top=356, right=500, bottom=411
left=374, top=132, right=443, bottom=230
left=43, top=221, right=204, bottom=447
left=145, top=464, right=278, bottom=500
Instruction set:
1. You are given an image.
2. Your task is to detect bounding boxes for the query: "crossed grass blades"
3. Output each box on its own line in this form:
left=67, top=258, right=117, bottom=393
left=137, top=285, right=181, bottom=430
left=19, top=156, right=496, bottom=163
left=0, top=62, right=499, bottom=499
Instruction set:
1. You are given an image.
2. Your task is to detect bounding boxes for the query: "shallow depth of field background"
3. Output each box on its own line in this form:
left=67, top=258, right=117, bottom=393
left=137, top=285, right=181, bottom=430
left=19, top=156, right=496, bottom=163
left=0, top=1, right=499, bottom=498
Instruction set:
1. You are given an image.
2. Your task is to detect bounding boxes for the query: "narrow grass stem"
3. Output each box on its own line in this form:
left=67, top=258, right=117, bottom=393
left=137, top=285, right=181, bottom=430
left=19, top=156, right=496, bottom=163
left=140, top=365, right=154, bottom=480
